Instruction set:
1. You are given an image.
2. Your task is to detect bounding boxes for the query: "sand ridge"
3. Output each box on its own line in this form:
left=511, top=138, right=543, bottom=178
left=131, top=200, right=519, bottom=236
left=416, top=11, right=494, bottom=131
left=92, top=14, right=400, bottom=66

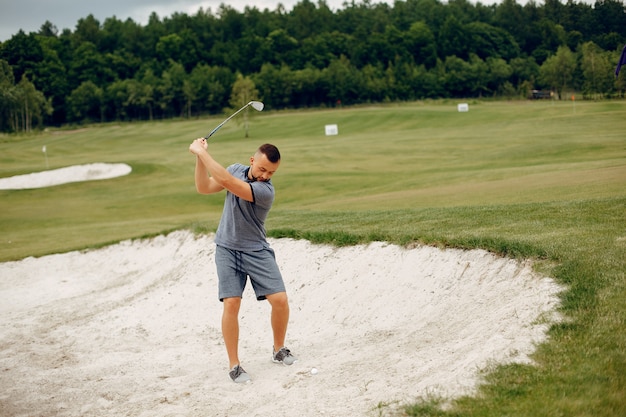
left=0, top=163, right=131, bottom=190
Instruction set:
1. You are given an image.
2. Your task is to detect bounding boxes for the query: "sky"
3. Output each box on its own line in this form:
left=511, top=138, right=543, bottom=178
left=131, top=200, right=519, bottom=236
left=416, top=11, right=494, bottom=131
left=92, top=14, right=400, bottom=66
left=0, top=0, right=503, bottom=42
left=0, top=0, right=365, bottom=42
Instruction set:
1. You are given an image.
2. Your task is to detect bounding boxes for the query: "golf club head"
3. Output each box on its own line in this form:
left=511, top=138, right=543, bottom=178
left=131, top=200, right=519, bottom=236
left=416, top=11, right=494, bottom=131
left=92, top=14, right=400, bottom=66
left=250, top=101, right=264, bottom=111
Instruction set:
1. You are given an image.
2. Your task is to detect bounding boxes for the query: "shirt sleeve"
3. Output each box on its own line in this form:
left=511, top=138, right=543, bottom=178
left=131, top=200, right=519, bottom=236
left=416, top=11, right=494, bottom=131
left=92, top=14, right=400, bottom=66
left=251, top=181, right=274, bottom=209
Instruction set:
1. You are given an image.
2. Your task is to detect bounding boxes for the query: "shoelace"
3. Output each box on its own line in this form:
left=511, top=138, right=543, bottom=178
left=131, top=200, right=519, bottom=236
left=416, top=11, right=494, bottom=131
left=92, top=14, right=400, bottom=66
left=276, top=348, right=291, bottom=360
left=231, top=365, right=244, bottom=378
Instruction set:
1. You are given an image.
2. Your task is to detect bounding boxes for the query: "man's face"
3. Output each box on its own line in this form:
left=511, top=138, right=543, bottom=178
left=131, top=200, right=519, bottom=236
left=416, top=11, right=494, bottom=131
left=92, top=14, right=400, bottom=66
left=249, top=153, right=280, bottom=182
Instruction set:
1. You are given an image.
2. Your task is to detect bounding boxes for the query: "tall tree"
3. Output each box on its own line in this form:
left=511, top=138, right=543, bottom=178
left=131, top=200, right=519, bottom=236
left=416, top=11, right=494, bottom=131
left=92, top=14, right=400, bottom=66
left=580, top=41, right=615, bottom=98
left=0, top=31, right=44, bottom=82
left=404, top=21, right=437, bottom=68
left=438, top=15, right=467, bottom=59
left=68, top=80, right=103, bottom=122
left=0, top=59, right=17, bottom=132
left=69, top=42, right=114, bottom=89
left=229, top=74, right=260, bottom=137
left=322, top=55, right=362, bottom=105
left=34, top=36, right=69, bottom=125
left=73, top=14, right=102, bottom=46
left=539, top=45, right=577, bottom=99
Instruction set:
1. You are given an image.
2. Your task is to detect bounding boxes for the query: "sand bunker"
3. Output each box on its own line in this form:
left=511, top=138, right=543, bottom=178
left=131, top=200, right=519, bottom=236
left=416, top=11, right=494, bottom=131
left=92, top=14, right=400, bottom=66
left=0, top=231, right=562, bottom=416
left=0, top=163, right=132, bottom=190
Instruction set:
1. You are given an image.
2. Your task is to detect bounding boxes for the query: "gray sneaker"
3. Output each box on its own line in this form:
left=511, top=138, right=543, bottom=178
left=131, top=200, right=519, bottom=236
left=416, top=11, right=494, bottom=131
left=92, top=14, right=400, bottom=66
left=229, top=364, right=251, bottom=383
left=272, top=347, right=297, bottom=365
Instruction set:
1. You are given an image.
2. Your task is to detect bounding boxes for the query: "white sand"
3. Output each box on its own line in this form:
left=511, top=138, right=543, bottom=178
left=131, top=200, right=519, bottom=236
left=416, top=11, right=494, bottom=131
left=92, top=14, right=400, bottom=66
left=0, top=163, right=132, bottom=190
left=0, top=166, right=563, bottom=416
left=0, top=232, right=562, bottom=417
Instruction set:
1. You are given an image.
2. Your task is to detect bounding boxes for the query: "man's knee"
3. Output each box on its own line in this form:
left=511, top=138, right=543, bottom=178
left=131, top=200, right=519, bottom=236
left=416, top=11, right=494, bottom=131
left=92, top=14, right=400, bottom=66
left=267, top=292, right=289, bottom=309
left=223, top=297, right=242, bottom=315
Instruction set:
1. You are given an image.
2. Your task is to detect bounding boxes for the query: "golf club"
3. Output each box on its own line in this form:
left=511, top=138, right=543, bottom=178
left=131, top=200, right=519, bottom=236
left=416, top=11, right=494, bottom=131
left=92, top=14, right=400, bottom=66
left=204, top=101, right=264, bottom=139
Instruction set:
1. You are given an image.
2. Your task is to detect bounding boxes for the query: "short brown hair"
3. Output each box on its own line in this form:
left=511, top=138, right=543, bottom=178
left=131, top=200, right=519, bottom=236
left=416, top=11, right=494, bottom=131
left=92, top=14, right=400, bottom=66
left=258, top=144, right=281, bottom=163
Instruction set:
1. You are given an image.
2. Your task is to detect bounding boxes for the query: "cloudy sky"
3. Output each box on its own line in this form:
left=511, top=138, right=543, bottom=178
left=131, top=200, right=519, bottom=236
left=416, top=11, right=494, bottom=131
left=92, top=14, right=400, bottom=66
left=0, top=0, right=363, bottom=41
left=0, top=0, right=510, bottom=42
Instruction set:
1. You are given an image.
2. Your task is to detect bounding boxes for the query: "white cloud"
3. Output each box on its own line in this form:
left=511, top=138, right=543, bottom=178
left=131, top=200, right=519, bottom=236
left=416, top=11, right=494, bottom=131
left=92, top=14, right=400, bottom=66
left=0, top=0, right=349, bottom=41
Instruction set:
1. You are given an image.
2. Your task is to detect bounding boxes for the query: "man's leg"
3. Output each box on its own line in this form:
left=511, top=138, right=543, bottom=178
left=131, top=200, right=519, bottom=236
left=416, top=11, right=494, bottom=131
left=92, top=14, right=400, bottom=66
left=222, top=296, right=242, bottom=369
left=266, top=291, right=289, bottom=351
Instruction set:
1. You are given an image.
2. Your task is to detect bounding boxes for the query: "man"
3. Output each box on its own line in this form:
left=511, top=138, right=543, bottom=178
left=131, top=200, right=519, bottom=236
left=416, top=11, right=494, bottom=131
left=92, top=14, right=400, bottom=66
left=189, top=138, right=296, bottom=383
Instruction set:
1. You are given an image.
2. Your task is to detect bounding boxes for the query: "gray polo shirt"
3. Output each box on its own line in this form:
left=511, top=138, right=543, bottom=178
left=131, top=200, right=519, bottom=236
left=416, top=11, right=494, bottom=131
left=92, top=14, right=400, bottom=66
left=214, top=163, right=275, bottom=251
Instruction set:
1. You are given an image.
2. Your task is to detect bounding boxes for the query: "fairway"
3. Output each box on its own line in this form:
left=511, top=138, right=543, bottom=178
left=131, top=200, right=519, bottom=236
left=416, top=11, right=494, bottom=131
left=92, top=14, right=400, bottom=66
left=0, top=100, right=624, bottom=260
left=0, top=100, right=625, bottom=416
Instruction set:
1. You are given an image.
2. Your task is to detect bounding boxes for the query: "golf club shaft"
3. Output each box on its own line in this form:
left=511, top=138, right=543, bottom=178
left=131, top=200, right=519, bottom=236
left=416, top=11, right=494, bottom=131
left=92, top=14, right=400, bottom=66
left=205, top=102, right=253, bottom=139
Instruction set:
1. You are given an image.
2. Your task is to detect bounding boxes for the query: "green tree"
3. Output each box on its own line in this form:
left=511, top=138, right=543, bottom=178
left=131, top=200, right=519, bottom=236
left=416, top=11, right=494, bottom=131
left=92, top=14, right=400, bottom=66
left=466, top=22, right=520, bottom=61
left=594, top=0, right=626, bottom=45
left=539, top=45, right=577, bottom=99
left=410, top=63, right=443, bottom=99
left=69, top=42, right=114, bottom=89
left=485, top=57, right=513, bottom=97
left=182, top=79, right=197, bottom=118
left=138, top=69, right=157, bottom=120
left=298, top=31, right=354, bottom=69
left=254, top=63, right=294, bottom=109
left=105, top=50, right=142, bottom=81
left=386, top=56, right=416, bottom=100
left=322, top=55, right=362, bottom=105
left=443, top=56, right=471, bottom=97
left=68, top=80, right=103, bottom=122
left=404, top=21, right=437, bottom=68
left=229, top=74, right=260, bottom=137
left=156, top=34, right=184, bottom=62
left=286, top=0, right=334, bottom=39
left=188, top=64, right=233, bottom=115
left=15, top=75, right=51, bottom=131
left=580, top=41, right=615, bottom=98
left=292, top=66, right=324, bottom=107
left=104, top=79, right=129, bottom=120
left=35, top=36, right=69, bottom=125
left=361, top=63, right=388, bottom=102
left=439, top=15, right=467, bottom=59
left=155, top=60, right=187, bottom=118
left=0, top=64, right=50, bottom=133
left=509, top=56, right=540, bottom=93
left=267, top=29, right=299, bottom=66
left=352, top=31, right=393, bottom=67
left=531, top=19, right=568, bottom=64
left=38, top=21, right=59, bottom=38
left=73, top=14, right=102, bottom=46
left=0, top=31, right=44, bottom=82
left=0, top=59, right=17, bottom=132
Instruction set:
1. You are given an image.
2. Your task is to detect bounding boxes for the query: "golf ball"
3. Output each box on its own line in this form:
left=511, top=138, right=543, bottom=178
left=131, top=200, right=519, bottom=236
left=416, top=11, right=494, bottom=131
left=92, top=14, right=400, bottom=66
left=311, top=368, right=318, bottom=375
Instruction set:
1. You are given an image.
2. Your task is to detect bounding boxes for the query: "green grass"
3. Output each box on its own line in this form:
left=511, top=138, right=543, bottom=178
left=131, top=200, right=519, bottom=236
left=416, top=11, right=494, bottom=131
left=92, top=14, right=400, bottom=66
left=1, top=100, right=625, bottom=416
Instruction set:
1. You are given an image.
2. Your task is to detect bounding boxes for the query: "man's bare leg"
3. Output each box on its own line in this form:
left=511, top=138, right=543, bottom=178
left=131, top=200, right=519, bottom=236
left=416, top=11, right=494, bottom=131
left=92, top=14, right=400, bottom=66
left=222, top=296, right=242, bottom=369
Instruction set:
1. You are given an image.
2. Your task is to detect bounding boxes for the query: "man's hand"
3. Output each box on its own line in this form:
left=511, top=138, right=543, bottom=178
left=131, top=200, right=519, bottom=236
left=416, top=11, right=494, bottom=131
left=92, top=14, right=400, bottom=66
left=189, top=138, right=208, bottom=155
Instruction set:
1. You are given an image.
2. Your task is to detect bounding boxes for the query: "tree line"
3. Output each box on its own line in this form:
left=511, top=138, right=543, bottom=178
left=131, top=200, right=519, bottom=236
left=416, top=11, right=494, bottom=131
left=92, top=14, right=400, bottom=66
left=1, top=0, right=625, bottom=133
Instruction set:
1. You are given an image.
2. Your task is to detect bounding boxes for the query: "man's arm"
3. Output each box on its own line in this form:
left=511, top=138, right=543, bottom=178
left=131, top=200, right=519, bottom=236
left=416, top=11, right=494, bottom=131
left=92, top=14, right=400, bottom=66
left=190, top=138, right=254, bottom=202
left=194, top=155, right=224, bottom=195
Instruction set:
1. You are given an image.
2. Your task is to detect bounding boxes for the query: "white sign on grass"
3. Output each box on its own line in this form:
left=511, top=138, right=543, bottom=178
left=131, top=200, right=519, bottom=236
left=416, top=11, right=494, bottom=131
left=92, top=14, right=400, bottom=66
left=457, top=103, right=469, bottom=112
left=325, top=124, right=338, bottom=135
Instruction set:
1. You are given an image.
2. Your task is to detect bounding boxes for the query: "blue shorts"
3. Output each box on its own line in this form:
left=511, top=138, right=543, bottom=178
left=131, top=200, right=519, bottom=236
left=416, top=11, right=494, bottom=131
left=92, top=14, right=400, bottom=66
left=215, top=245, right=286, bottom=301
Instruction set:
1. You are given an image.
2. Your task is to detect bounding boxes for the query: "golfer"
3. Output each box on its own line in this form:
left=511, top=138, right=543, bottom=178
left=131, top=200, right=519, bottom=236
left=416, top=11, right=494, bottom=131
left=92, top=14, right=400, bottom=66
left=189, top=138, right=296, bottom=383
